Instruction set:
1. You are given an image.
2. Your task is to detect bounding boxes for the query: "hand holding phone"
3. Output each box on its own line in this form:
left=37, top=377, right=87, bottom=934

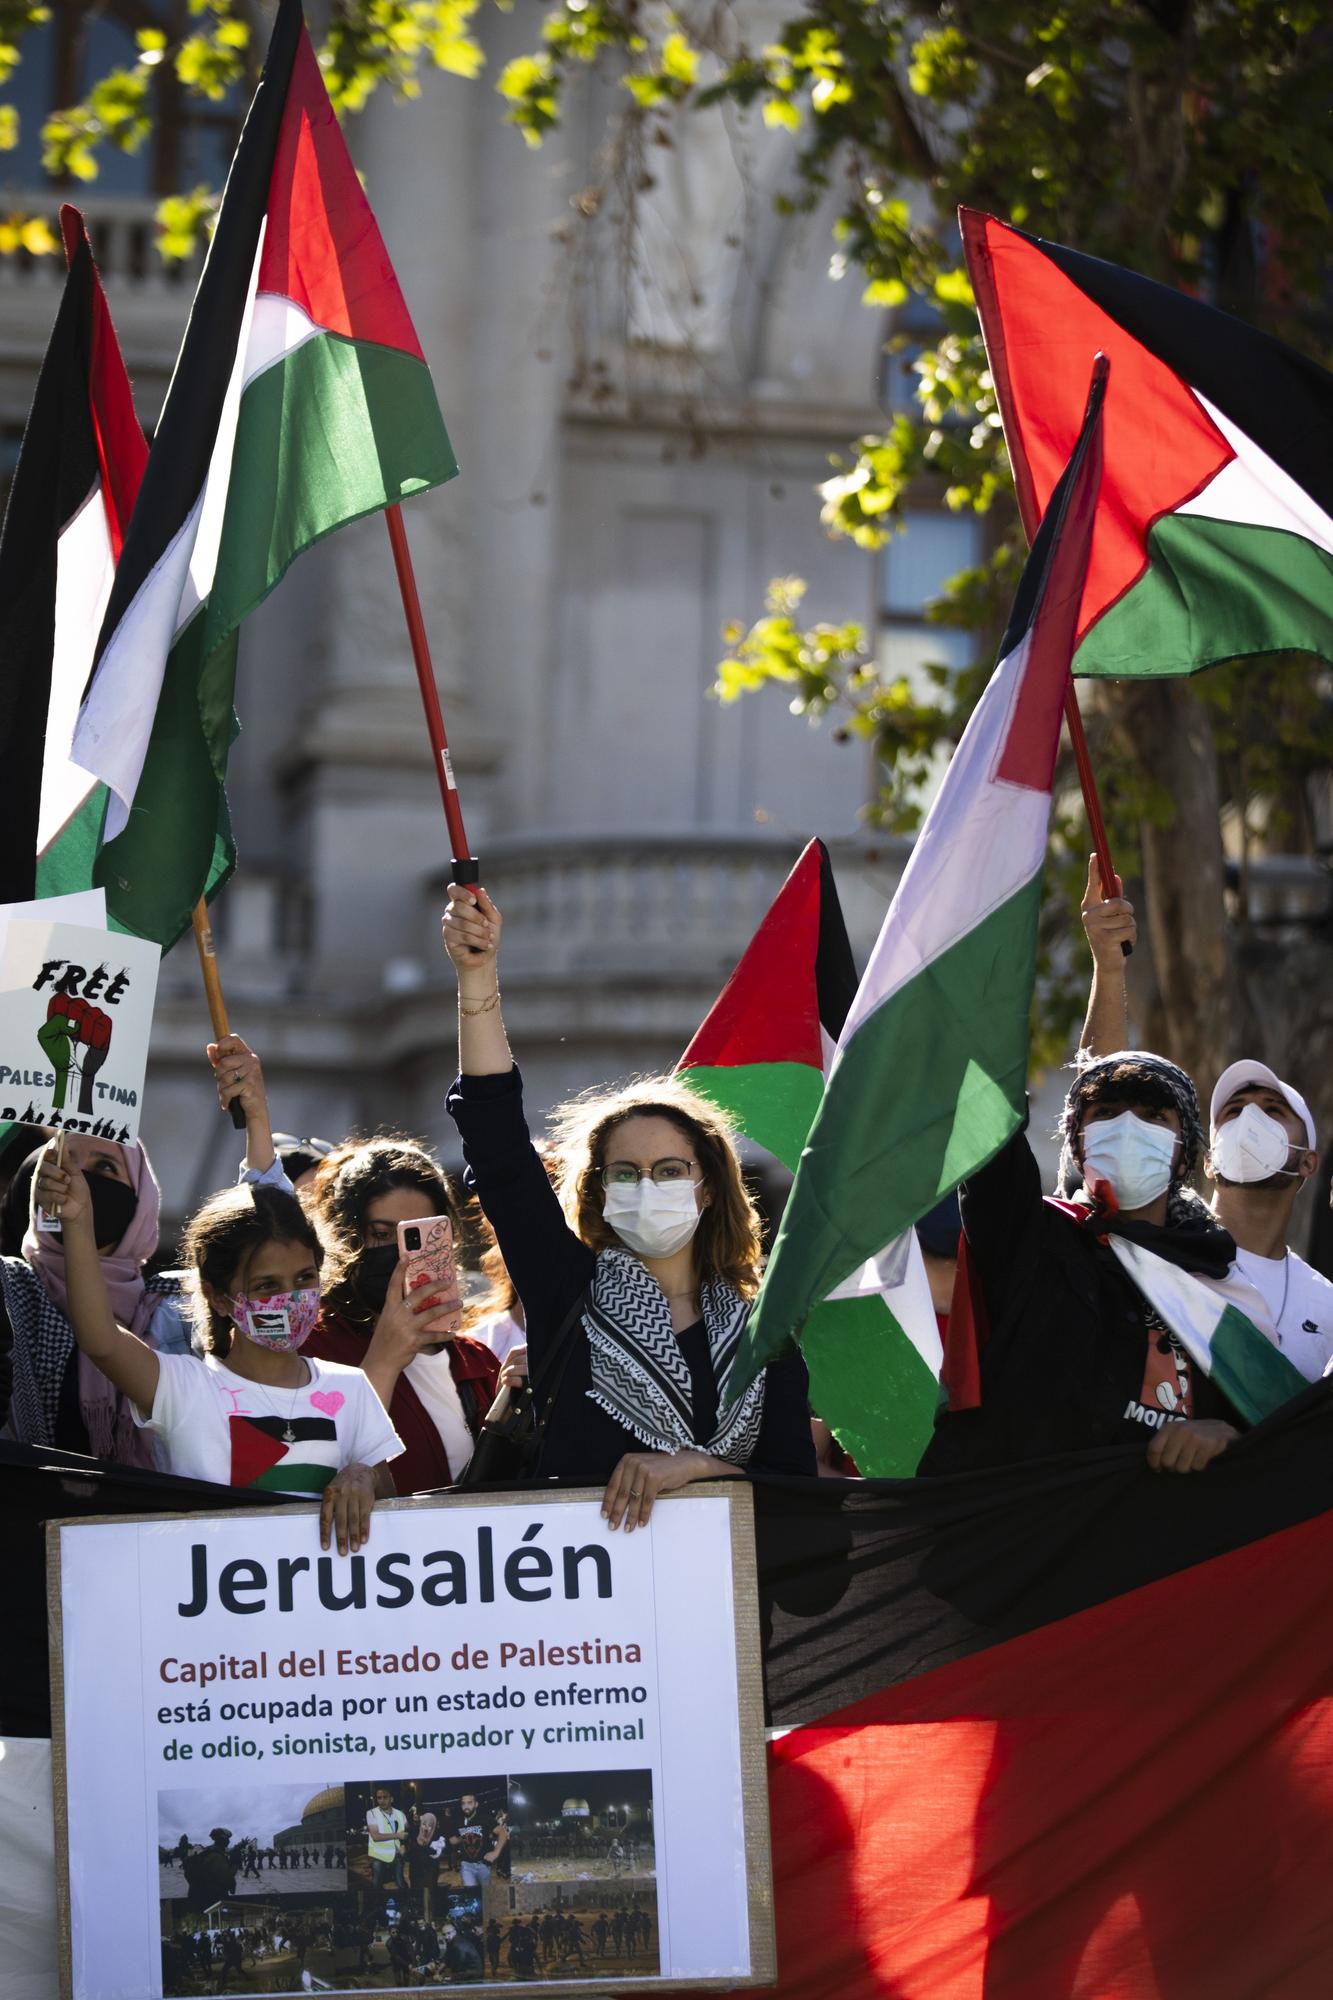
left=396, top=1215, right=463, bottom=1341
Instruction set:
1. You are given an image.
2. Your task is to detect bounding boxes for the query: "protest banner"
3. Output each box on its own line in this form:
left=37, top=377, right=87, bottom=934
left=0, top=916, right=160, bottom=1143
left=48, top=1484, right=773, bottom=1998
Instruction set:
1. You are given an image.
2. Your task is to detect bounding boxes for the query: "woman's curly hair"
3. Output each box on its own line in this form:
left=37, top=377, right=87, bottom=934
left=546, top=1077, right=762, bottom=1298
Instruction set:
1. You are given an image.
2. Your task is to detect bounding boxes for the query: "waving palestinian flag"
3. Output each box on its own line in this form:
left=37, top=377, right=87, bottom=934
left=677, top=840, right=940, bottom=1475
left=71, top=0, right=457, bottom=948
left=732, top=362, right=1106, bottom=1425
left=960, top=207, right=1332, bottom=678
left=0, top=208, right=145, bottom=907
left=676, top=840, right=857, bottom=1171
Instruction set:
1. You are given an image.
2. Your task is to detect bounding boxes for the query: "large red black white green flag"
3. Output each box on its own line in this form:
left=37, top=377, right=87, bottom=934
left=731, top=359, right=1106, bottom=1406
left=70, top=0, right=457, bottom=949
left=960, top=207, right=1333, bottom=678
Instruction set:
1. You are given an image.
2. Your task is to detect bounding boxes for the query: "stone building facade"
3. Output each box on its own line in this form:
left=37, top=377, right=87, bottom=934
left=3, top=7, right=1102, bottom=1232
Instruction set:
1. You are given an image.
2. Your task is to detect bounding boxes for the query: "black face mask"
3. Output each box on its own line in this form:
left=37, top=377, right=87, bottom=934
left=81, top=1173, right=140, bottom=1251
left=351, top=1243, right=401, bottom=1315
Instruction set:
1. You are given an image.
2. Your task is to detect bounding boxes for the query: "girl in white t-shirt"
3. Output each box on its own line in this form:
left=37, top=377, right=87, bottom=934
left=33, top=1151, right=402, bottom=1552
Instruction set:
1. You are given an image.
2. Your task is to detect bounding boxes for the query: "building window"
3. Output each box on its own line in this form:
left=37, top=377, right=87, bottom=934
left=878, top=506, right=982, bottom=683
left=2, top=12, right=243, bottom=201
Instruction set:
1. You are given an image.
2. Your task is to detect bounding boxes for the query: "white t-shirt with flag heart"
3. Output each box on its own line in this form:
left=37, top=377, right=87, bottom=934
left=134, top=1352, right=402, bottom=1496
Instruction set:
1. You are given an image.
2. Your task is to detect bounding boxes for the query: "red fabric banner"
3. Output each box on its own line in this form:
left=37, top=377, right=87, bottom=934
left=721, top=1508, right=1333, bottom=1998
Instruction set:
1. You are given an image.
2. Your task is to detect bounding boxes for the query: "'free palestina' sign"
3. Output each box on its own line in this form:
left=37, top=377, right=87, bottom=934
left=50, top=1486, right=774, bottom=1999
left=0, top=917, right=161, bottom=1146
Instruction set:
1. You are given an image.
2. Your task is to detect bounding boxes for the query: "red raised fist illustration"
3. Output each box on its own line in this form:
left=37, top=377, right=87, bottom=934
left=80, top=1005, right=112, bottom=1051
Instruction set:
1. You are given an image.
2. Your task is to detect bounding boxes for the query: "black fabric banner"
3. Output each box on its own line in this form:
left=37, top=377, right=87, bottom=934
left=6, top=1379, right=1333, bottom=1738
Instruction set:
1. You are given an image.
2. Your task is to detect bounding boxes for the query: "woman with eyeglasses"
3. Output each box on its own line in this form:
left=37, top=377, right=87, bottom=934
left=442, top=883, right=816, bottom=1530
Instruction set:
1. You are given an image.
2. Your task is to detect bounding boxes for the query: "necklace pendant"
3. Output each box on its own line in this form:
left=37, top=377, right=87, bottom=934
left=281, top=1424, right=297, bottom=1444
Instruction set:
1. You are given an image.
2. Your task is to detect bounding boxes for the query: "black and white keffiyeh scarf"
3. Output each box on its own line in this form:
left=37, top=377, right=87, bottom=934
left=582, top=1248, right=766, bottom=1464
left=3, top=1257, right=76, bottom=1448
left=2, top=1256, right=181, bottom=1459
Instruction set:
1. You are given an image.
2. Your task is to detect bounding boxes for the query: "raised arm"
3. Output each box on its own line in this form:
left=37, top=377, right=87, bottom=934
left=32, top=1145, right=160, bottom=1415
left=441, top=885, right=593, bottom=1332
left=1078, top=853, right=1136, bottom=1058
left=443, top=883, right=512, bottom=1075
left=208, top=1033, right=276, bottom=1174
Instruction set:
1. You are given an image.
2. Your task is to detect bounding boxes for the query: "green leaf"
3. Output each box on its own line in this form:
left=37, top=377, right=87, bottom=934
left=624, top=72, right=670, bottom=107
left=863, top=276, right=908, bottom=306
left=933, top=268, right=975, bottom=308
left=498, top=52, right=551, bottom=100
left=155, top=184, right=216, bottom=261
left=762, top=95, right=801, bottom=131
left=659, top=31, right=698, bottom=86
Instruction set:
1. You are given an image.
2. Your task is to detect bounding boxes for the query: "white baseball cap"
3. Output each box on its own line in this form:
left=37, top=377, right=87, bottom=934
left=1210, top=1060, right=1316, bottom=1151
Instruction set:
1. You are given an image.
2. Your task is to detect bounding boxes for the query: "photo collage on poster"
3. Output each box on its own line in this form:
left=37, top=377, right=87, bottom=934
left=157, top=1768, right=658, bottom=1992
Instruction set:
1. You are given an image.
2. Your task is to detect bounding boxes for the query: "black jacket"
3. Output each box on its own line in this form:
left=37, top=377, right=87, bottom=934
left=919, top=1124, right=1236, bottom=1476
left=446, top=1066, right=816, bottom=1482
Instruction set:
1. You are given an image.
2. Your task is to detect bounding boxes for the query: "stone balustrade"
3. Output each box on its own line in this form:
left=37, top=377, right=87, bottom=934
left=0, top=196, right=198, bottom=416
left=424, top=829, right=910, bottom=988
left=0, top=195, right=203, bottom=294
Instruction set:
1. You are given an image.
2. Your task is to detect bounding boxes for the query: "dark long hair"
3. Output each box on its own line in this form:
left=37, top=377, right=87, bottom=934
left=182, top=1182, right=323, bottom=1358
left=310, top=1135, right=461, bottom=1325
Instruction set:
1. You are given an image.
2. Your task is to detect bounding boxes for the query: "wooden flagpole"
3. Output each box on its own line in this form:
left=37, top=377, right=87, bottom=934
left=191, top=898, right=246, bottom=1128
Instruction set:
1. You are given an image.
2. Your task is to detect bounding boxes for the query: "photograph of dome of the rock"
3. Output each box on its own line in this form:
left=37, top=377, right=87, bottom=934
left=158, top=1782, right=349, bottom=1904
left=506, top=1770, right=654, bottom=1883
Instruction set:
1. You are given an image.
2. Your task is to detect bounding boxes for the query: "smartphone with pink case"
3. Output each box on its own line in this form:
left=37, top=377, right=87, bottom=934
left=396, top=1215, right=462, bottom=1339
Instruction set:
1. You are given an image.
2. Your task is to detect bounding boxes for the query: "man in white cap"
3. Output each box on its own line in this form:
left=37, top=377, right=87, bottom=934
left=1206, top=1061, right=1331, bottom=1381
left=1078, top=864, right=1332, bottom=1381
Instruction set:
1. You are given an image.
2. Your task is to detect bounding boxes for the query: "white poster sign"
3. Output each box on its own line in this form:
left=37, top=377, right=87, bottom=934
left=0, top=888, right=107, bottom=963
left=50, top=1486, right=773, bottom=2000
left=0, top=917, right=160, bottom=1144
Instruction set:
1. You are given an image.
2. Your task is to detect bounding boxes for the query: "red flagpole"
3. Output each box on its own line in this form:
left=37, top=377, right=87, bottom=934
left=383, top=501, right=479, bottom=890
left=1007, top=350, right=1128, bottom=951
left=1064, top=686, right=1118, bottom=898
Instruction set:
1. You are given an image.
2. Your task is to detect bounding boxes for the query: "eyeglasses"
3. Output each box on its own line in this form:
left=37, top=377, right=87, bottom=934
left=599, top=1158, right=699, bottom=1189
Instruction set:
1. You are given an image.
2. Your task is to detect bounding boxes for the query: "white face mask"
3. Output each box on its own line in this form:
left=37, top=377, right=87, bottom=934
left=602, top=1178, right=702, bottom=1259
left=1080, top=1111, right=1179, bottom=1212
left=1210, top=1103, right=1299, bottom=1185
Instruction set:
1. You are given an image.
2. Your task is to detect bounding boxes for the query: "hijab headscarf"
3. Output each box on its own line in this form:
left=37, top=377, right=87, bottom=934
left=21, top=1140, right=163, bottom=1328
left=12, top=1140, right=163, bottom=1461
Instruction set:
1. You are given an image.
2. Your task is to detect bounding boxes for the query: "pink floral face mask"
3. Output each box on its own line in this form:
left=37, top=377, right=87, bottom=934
left=230, top=1287, right=321, bottom=1351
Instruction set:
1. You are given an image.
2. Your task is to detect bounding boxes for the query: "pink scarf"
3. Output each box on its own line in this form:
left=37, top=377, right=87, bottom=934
left=416, top=1813, right=437, bottom=1847
left=22, top=1142, right=163, bottom=1464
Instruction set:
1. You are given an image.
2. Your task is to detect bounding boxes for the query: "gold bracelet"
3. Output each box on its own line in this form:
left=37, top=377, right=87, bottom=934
left=458, top=990, right=501, bottom=1018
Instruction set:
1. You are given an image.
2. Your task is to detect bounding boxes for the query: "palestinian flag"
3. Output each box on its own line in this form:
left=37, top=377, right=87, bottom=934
left=676, top=839, right=856, bottom=1172
left=676, top=840, right=939, bottom=1475
left=0, top=207, right=146, bottom=907
left=69, top=0, right=457, bottom=949
left=1106, top=1233, right=1307, bottom=1425
left=733, top=360, right=1106, bottom=1412
left=960, top=207, right=1333, bottom=678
